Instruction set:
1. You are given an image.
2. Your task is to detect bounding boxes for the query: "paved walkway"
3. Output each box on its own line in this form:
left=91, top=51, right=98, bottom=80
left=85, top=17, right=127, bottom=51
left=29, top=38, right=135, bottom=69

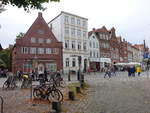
left=0, top=71, right=150, bottom=113
left=64, top=71, right=150, bottom=113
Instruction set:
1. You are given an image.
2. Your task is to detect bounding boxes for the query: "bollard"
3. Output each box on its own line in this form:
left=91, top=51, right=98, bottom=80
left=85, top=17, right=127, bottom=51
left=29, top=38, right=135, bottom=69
left=68, top=91, right=75, bottom=100
left=76, top=87, right=81, bottom=93
left=0, top=96, right=4, bottom=113
left=52, top=101, right=61, bottom=113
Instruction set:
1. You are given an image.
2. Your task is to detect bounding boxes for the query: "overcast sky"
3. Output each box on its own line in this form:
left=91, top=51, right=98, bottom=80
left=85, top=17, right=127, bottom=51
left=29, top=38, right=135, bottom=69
left=0, top=0, right=150, bottom=48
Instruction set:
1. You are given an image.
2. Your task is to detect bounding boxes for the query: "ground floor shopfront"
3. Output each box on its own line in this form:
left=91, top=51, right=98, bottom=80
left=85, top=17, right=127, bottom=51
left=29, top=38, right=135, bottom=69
left=12, top=58, right=63, bottom=74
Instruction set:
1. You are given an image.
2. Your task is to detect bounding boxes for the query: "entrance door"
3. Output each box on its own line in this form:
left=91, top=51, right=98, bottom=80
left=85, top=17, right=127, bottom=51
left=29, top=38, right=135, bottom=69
left=38, top=63, right=45, bottom=74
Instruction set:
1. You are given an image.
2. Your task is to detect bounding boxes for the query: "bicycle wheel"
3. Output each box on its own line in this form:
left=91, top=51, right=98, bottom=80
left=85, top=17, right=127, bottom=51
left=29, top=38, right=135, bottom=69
left=48, top=90, right=60, bottom=102
left=55, top=89, right=63, bottom=102
left=33, top=88, right=42, bottom=99
left=2, top=82, right=8, bottom=90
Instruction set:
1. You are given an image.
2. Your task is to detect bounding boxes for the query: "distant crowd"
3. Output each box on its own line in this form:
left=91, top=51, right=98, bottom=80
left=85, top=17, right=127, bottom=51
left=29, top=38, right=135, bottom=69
left=103, top=65, right=142, bottom=78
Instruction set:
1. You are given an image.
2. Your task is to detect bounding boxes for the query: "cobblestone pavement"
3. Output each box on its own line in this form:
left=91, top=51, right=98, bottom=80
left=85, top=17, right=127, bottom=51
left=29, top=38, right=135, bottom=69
left=1, top=71, right=150, bottom=113
left=64, top=71, right=150, bottom=113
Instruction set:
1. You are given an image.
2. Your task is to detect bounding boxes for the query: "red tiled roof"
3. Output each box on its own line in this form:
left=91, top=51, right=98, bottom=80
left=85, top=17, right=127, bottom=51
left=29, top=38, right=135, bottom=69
left=95, top=26, right=109, bottom=33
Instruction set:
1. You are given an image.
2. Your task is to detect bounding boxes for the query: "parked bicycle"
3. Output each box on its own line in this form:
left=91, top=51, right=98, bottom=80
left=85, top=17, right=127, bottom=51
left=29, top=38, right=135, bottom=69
left=49, top=73, right=66, bottom=88
left=3, top=72, right=18, bottom=90
left=33, top=83, right=63, bottom=102
left=21, top=74, right=32, bottom=89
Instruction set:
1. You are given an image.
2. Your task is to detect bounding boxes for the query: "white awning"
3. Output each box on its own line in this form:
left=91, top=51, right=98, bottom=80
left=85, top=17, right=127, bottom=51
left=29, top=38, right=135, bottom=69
left=100, top=58, right=111, bottom=63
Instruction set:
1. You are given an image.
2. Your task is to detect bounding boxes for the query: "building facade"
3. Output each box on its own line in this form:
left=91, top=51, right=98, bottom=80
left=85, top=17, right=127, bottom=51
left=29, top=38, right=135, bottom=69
left=48, top=11, right=89, bottom=74
left=92, top=27, right=111, bottom=69
left=117, top=37, right=128, bottom=62
left=127, top=43, right=133, bottom=62
left=12, top=13, right=63, bottom=74
left=88, top=32, right=101, bottom=71
left=109, top=28, right=120, bottom=64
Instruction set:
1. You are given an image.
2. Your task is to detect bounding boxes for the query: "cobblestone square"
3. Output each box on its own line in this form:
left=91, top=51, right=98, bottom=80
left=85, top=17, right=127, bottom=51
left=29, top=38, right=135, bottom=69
left=0, top=72, right=150, bottom=113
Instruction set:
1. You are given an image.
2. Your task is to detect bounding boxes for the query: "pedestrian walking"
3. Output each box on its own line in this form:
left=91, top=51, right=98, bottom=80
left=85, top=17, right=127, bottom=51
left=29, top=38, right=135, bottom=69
left=127, top=66, right=132, bottom=77
left=104, top=67, right=111, bottom=78
left=136, top=66, right=142, bottom=76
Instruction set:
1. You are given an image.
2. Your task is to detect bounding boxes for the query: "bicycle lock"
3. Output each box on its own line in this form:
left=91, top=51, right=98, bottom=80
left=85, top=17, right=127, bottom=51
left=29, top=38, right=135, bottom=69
left=0, top=96, right=4, bottom=113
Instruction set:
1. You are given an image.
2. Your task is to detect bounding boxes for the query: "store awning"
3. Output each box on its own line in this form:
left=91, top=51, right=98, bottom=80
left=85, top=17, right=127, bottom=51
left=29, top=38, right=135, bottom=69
left=100, top=58, right=111, bottom=63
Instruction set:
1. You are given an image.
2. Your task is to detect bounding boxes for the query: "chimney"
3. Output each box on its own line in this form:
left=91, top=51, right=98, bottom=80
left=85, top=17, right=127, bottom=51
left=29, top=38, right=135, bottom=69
left=38, top=12, right=42, bottom=17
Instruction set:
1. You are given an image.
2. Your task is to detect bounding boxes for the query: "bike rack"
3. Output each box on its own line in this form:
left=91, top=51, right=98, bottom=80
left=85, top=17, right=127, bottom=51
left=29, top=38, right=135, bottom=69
left=0, top=96, right=4, bottom=113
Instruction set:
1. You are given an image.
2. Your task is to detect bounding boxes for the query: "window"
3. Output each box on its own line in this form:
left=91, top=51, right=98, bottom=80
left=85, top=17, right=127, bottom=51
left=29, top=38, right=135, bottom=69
left=96, top=43, right=98, bottom=48
left=78, top=42, right=81, bottom=50
left=77, top=29, right=81, bottom=37
left=37, top=29, right=44, bottom=34
left=65, top=40, right=69, bottom=49
left=30, top=47, right=36, bottom=54
left=21, top=47, right=29, bottom=54
left=83, top=42, right=87, bottom=50
left=89, top=41, right=92, bottom=47
left=83, top=31, right=86, bottom=37
left=90, top=51, right=92, bottom=57
left=46, top=48, right=52, bottom=54
left=72, top=41, right=76, bottom=49
left=31, top=37, right=36, bottom=43
left=65, top=16, right=69, bottom=23
left=38, top=38, right=44, bottom=43
left=83, top=21, right=86, bottom=27
left=46, top=63, right=56, bottom=72
left=72, top=58, right=76, bottom=67
left=38, top=48, right=44, bottom=54
left=65, top=26, right=69, bottom=36
left=93, top=42, right=95, bottom=48
left=71, top=28, right=75, bottom=37
left=66, top=58, right=69, bottom=67
left=71, top=17, right=75, bottom=24
left=46, top=39, right=51, bottom=43
left=52, top=48, right=58, bottom=54
left=94, top=51, right=96, bottom=57
left=77, top=19, right=80, bottom=25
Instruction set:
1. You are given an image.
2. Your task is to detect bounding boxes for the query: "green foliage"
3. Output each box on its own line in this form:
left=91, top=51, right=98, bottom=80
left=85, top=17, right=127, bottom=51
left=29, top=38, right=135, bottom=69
left=0, top=3, right=6, bottom=13
left=0, top=48, right=11, bottom=69
left=16, top=32, right=25, bottom=39
left=1, top=0, right=60, bottom=11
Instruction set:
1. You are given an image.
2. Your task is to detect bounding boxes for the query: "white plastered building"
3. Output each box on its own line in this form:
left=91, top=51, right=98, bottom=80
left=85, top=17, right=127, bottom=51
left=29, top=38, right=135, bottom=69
left=48, top=11, right=89, bottom=74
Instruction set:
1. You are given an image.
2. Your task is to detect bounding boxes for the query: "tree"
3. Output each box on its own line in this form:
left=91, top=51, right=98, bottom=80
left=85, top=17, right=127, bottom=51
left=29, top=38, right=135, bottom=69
left=1, top=0, right=60, bottom=12
left=16, top=32, right=25, bottom=39
left=0, top=48, right=11, bottom=70
left=0, top=2, right=6, bottom=13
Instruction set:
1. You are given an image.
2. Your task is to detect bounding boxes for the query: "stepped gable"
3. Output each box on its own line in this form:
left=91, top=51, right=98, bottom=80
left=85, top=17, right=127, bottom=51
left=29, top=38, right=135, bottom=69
left=95, top=26, right=109, bottom=33
left=21, top=12, right=59, bottom=44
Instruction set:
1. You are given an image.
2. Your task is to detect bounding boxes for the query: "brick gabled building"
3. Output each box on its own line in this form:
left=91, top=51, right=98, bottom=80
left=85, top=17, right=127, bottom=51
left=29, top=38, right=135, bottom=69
left=12, top=12, right=63, bottom=74
left=90, top=26, right=111, bottom=69
left=117, top=37, right=128, bottom=62
left=109, top=27, right=120, bottom=64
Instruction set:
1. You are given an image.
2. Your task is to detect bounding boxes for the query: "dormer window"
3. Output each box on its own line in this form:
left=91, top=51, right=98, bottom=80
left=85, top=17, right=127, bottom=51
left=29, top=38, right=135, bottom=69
left=38, top=38, right=44, bottom=43
left=37, top=29, right=44, bottom=34
left=46, top=39, right=51, bottom=43
left=31, top=37, right=36, bottom=43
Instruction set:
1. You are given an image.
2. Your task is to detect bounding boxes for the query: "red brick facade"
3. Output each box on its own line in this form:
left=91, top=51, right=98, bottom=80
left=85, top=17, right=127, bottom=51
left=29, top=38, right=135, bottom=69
left=109, top=28, right=120, bottom=64
left=12, top=13, right=63, bottom=74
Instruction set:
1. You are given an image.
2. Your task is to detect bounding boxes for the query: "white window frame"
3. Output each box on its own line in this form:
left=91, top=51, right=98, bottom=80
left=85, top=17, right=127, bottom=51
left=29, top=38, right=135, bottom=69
left=31, top=37, right=36, bottom=43
left=30, top=47, right=36, bottom=54
left=38, top=48, right=44, bottom=54
left=71, top=28, right=75, bottom=37
left=77, top=29, right=81, bottom=37
left=38, top=38, right=44, bottom=43
left=65, top=40, right=69, bottom=49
